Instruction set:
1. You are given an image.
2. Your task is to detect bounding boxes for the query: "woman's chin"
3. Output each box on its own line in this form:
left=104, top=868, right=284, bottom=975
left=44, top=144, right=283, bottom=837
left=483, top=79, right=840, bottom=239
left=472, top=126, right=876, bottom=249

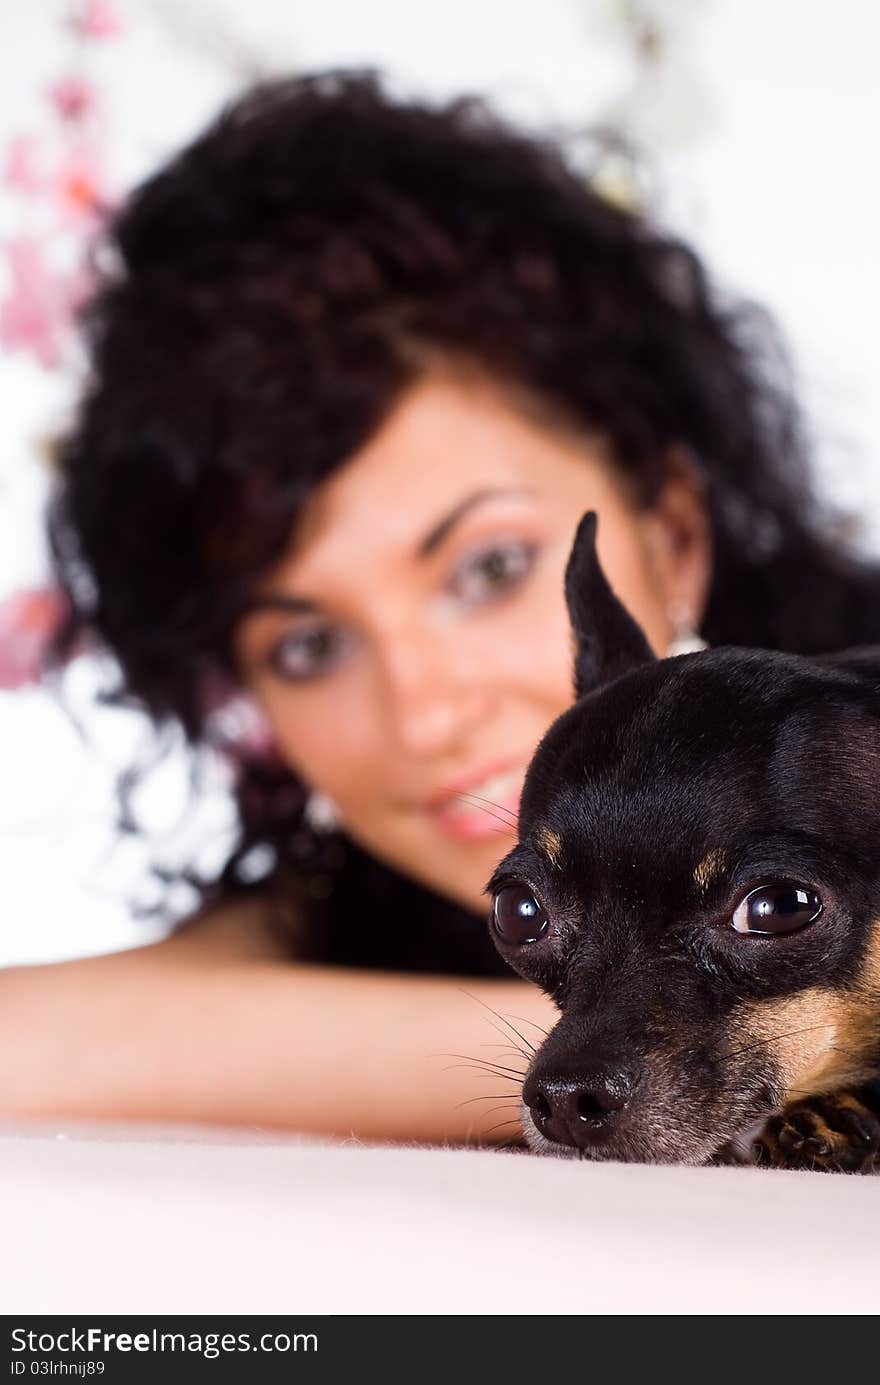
left=350, top=808, right=518, bottom=916
left=418, top=833, right=517, bottom=917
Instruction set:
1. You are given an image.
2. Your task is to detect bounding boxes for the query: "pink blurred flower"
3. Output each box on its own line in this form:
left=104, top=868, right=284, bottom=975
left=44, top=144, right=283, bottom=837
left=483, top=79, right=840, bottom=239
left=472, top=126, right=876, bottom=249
left=0, top=237, right=78, bottom=369
left=49, top=75, right=98, bottom=123
left=0, top=587, right=70, bottom=690
left=4, top=135, right=44, bottom=195
left=53, top=143, right=106, bottom=223
left=73, top=1, right=124, bottom=40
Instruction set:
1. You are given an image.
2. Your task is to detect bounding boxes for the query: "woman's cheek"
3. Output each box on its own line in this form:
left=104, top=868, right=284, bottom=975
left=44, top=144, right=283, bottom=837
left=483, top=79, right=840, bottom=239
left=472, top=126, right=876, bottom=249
left=473, top=563, right=576, bottom=712
left=256, top=681, right=363, bottom=795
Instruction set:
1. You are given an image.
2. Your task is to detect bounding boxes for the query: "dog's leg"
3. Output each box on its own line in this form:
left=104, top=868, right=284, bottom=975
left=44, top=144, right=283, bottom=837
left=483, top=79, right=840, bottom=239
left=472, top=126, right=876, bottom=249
left=755, top=1081, right=880, bottom=1173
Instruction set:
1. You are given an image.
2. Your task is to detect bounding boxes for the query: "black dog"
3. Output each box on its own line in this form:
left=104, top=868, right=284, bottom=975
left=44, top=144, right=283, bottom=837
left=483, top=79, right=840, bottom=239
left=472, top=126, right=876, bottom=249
left=488, top=513, right=880, bottom=1171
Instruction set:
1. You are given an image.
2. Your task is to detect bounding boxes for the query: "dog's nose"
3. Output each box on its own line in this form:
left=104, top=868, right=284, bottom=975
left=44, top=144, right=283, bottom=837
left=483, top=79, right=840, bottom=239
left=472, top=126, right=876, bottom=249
left=523, top=1061, right=635, bottom=1150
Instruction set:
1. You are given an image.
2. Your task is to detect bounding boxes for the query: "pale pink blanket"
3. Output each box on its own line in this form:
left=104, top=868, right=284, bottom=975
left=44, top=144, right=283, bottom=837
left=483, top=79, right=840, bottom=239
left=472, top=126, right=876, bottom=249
left=1, top=1123, right=877, bottom=1314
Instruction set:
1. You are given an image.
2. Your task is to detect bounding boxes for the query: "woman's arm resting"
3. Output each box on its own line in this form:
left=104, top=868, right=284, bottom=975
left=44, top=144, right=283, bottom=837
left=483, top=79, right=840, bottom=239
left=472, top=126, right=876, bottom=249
left=0, top=913, right=557, bottom=1143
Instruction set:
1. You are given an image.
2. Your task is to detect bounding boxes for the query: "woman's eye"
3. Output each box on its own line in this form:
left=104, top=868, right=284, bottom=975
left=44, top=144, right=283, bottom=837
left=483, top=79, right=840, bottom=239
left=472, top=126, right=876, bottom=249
left=267, top=624, right=351, bottom=681
left=730, top=884, right=823, bottom=936
left=449, top=540, right=537, bottom=605
left=492, top=884, right=549, bottom=945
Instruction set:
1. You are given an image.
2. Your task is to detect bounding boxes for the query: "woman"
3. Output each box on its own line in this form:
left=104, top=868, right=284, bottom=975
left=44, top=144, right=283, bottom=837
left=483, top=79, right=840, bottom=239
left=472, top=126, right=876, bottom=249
left=2, top=72, right=878, bottom=1141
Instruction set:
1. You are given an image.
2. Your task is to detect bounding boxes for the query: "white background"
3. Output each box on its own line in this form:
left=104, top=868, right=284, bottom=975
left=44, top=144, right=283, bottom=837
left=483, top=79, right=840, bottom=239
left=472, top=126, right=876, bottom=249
left=2, top=0, right=879, bottom=964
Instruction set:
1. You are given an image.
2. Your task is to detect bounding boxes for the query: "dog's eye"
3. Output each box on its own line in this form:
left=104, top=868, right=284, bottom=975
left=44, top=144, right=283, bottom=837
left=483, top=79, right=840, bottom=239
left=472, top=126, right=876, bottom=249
left=492, top=885, right=549, bottom=945
left=730, top=884, right=823, bottom=936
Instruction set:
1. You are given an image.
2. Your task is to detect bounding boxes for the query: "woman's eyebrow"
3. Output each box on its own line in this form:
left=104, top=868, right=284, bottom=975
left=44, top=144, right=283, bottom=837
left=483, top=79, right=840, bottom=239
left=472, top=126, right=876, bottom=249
left=237, top=593, right=317, bottom=618
left=416, top=486, right=534, bottom=559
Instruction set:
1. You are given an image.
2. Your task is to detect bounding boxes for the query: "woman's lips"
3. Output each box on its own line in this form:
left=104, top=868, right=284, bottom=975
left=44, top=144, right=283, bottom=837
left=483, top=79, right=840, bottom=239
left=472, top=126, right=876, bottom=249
left=424, top=765, right=524, bottom=843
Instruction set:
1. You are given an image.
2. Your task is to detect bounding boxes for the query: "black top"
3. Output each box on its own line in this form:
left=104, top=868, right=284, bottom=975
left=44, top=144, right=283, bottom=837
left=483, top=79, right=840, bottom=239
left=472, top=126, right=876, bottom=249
left=272, top=835, right=513, bottom=978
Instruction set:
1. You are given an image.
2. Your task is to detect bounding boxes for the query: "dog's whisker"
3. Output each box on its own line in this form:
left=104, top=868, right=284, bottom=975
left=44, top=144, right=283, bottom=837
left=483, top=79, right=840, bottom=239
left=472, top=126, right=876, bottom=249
left=501, top=1010, right=552, bottom=1042
left=441, top=1049, right=528, bottom=1075
left=458, top=991, right=540, bottom=1058
left=440, top=1055, right=527, bottom=1081
left=454, top=1091, right=523, bottom=1110
left=477, top=1021, right=534, bottom=1065
left=724, top=1022, right=841, bottom=1063
left=441, top=1068, right=524, bottom=1086
left=481, top=1116, right=523, bottom=1139
left=828, top=1044, right=869, bottom=1063
left=783, top=1057, right=877, bottom=1103
left=452, top=794, right=518, bottom=833
left=479, top=1041, right=533, bottom=1061
left=477, top=1102, right=524, bottom=1122
left=471, top=991, right=540, bottom=1052
left=466, top=1062, right=527, bottom=1080
left=456, top=791, right=518, bottom=823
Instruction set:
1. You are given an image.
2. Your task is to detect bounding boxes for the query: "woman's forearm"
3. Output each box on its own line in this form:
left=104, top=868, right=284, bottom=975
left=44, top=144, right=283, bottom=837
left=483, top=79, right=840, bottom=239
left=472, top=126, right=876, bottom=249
left=0, top=942, right=557, bottom=1143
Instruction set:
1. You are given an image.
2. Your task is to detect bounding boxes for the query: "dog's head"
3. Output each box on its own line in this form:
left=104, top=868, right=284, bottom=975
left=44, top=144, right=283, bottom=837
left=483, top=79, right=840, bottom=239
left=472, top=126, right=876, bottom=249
left=488, top=512, right=880, bottom=1164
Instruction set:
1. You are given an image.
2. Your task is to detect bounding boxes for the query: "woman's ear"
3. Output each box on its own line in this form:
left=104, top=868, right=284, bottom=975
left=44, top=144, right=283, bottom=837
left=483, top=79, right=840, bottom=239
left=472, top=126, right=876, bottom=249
left=634, top=446, right=713, bottom=639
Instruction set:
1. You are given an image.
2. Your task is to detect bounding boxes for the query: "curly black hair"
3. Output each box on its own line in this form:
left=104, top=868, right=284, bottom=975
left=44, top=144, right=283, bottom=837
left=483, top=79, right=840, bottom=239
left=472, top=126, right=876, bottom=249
left=48, top=72, right=880, bottom=970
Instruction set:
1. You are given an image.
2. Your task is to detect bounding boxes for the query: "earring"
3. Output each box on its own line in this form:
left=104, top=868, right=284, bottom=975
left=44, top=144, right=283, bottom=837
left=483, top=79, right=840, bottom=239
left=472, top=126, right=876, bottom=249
left=304, top=791, right=341, bottom=834
left=665, top=604, right=709, bottom=657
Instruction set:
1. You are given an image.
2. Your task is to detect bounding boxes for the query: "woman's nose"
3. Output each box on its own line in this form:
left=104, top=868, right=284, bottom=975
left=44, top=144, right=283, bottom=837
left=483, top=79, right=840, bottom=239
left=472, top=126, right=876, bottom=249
left=379, top=639, right=492, bottom=757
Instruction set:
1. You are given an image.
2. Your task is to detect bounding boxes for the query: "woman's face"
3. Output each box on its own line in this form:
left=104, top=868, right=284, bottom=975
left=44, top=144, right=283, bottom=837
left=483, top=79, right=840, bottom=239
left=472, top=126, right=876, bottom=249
left=234, top=373, right=711, bottom=915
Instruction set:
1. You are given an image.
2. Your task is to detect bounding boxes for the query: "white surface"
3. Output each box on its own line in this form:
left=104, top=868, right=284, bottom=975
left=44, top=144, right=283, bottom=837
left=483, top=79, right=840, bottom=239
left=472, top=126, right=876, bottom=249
left=1, top=1124, right=878, bottom=1314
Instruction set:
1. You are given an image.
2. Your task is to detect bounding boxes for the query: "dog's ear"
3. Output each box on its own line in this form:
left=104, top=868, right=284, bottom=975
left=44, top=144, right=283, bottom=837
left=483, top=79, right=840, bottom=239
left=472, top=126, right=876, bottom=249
left=564, top=511, right=656, bottom=699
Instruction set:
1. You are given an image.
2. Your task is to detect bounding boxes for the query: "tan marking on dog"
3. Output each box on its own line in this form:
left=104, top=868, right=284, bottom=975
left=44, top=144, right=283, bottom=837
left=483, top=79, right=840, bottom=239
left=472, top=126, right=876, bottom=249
left=693, top=848, right=726, bottom=893
left=738, top=924, right=880, bottom=1106
left=853, top=918, right=880, bottom=1000
left=832, top=917, right=880, bottom=1077
left=737, top=989, right=846, bottom=1102
left=535, top=826, right=563, bottom=868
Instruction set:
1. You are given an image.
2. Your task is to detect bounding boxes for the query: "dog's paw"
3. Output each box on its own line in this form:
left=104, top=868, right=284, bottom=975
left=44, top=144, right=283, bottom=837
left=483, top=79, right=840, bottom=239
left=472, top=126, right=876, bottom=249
left=755, top=1088, right=880, bottom=1174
